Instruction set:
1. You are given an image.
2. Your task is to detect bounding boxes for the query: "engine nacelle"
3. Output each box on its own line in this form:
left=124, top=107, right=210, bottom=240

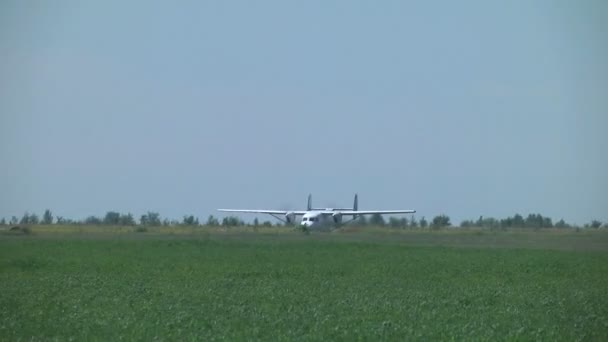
left=332, top=212, right=342, bottom=224
left=285, top=212, right=295, bottom=224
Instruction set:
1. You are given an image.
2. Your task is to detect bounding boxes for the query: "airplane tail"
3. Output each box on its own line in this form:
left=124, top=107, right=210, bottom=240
left=307, top=194, right=312, bottom=211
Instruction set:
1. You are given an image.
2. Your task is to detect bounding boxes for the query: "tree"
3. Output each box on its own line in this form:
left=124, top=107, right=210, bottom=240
left=10, top=216, right=18, bottom=225
left=20, top=212, right=39, bottom=225
left=512, top=214, right=525, bottom=227
left=84, top=216, right=102, bottom=225
left=42, top=209, right=53, bottom=225
left=20, top=212, right=30, bottom=224
left=206, top=215, right=219, bottom=226
left=103, top=211, right=121, bottom=225
left=56, top=216, right=74, bottom=224
left=222, top=216, right=241, bottom=226
left=149, top=212, right=161, bottom=226
left=253, top=218, right=259, bottom=227
left=411, top=216, right=420, bottom=228
left=525, top=214, right=545, bottom=228
left=182, top=215, right=199, bottom=226
left=480, top=217, right=499, bottom=229
left=119, top=213, right=136, bottom=226
left=590, top=220, right=603, bottom=229
left=500, top=217, right=513, bottom=228
left=554, top=219, right=569, bottom=228
left=431, top=214, right=451, bottom=228
left=0, top=218, right=5, bottom=225
left=140, top=212, right=161, bottom=226
left=460, top=219, right=474, bottom=228
left=369, top=213, right=385, bottom=226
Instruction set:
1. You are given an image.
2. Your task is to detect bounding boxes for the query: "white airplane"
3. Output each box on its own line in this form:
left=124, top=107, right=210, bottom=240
left=218, top=194, right=415, bottom=229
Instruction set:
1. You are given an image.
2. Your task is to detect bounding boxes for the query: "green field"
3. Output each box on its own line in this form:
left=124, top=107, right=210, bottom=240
left=1, top=228, right=608, bottom=340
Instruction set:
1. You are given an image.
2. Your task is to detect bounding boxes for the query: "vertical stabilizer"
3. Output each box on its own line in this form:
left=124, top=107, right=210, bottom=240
left=307, top=194, right=312, bottom=211
left=353, top=194, right=358, bottom=211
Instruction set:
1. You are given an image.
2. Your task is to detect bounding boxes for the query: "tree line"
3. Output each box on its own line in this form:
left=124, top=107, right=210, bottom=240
left=1, top=210, right=267, bottom=228
left=367, top=213, right=606, bottom=229
left=1, top=210, right=606, bottom=229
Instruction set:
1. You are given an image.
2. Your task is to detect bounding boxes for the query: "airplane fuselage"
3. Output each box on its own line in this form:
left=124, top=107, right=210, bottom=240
left=300, top=210, right=340, bottom=228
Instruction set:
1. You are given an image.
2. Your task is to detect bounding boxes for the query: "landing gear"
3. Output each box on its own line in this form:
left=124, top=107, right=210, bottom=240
left=336, top=217, right=359, bottom=227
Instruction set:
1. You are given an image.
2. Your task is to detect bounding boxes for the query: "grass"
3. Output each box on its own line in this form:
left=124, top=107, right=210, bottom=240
left=1, top=228, right=607, bottom=340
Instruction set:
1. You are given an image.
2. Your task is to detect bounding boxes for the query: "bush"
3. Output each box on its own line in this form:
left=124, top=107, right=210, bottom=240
left=8, top=226, right=32, bottom=235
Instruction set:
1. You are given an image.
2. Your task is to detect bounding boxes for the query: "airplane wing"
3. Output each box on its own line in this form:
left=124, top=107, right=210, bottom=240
left=330, top=210, right=416, bottom=216
left=217, top=209, right=307, bottom=215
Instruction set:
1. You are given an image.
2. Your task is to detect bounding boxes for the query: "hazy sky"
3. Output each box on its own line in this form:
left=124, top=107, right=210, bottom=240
left=1, top=1, right=607, bottom=224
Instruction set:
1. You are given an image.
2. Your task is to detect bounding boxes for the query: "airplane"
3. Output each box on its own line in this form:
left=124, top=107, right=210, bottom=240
left=218, top=194, right=415, bottom=229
